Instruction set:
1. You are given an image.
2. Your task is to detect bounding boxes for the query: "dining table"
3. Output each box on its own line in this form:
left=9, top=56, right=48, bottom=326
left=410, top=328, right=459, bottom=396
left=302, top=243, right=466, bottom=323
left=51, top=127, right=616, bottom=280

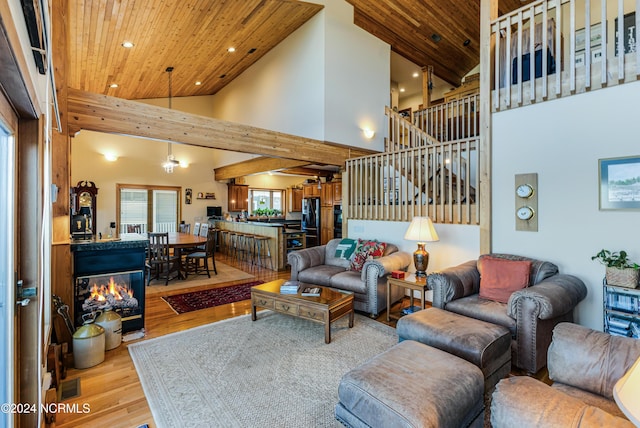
left=143, top=231, right=208, bottom=280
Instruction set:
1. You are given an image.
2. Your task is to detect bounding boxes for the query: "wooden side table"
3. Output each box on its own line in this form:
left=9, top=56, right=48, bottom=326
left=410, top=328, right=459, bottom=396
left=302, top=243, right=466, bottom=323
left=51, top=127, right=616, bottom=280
left=387, top=273, right=429, bottom=322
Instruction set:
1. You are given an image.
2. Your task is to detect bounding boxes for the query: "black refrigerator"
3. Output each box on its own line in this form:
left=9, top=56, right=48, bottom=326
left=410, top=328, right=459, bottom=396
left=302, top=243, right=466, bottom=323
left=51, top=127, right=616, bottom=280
left=301, top=197, right=320, bottom=247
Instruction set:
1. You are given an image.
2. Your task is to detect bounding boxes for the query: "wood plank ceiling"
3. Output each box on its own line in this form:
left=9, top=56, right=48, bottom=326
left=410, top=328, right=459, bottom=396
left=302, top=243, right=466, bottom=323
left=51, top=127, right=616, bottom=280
left=68, top=0, right=532, bottom=99
left=68, top=0, right=324, bottom=100
left=346, top=0, right=533, bottom=86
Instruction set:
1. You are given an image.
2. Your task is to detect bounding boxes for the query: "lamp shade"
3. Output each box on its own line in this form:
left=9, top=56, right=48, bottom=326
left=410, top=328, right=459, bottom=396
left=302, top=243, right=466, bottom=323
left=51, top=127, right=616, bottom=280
left=614, top=356, right=640, bottom=426
left=404, top=217, right=439, bottom=242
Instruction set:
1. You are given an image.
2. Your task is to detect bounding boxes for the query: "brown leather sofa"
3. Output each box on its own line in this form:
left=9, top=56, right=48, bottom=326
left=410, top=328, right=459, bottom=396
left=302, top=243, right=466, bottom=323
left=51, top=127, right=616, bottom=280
left=491, top=322, right=640, bottom=427
left=288, top=238, right=411, bottom=317
left=428, top=254, right=587, bottom=373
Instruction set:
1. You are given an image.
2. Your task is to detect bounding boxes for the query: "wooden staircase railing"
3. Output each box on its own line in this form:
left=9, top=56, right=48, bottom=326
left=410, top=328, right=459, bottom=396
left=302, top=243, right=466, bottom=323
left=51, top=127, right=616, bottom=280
left=345, top=102, right=479, bottom=224
left=412, top=94, right=479, bottom=143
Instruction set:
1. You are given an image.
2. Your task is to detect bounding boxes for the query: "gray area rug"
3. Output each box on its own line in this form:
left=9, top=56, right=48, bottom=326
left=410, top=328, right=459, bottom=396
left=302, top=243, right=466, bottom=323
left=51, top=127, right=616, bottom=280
left=129, top=311, right=398, bottom=427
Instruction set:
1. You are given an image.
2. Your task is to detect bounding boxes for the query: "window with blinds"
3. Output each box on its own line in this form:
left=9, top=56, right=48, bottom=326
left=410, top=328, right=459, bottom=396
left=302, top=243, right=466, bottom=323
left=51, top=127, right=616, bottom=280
left=117, top=185, right=181, bottom=233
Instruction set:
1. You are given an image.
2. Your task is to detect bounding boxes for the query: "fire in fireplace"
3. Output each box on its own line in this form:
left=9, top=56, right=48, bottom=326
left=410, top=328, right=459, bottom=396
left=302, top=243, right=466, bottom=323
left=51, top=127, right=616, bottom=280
left=75, top=270, right=144, bottom=333
left=82, top=276, right=139, bottom=312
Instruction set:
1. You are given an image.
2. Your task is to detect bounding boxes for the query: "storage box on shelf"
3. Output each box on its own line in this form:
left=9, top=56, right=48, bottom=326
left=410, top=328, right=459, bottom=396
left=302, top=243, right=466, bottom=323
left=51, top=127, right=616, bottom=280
left=603, top=279, right=640, bottom=339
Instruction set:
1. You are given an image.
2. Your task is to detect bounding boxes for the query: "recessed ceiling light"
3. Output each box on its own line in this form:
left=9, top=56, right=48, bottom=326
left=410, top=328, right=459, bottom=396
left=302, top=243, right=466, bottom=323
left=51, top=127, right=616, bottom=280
left=227, top=47, right=236, bottom=53
left=109, top=83, right=118, bottom=88
left=195, top=81, right=202, bottom=86
left=121, top=41, right=134, bottom=48
left=412, top=72, right=419, bottom=78
left=400, top=88, right=405, bottom=92
left=431, top=33, right=442, bottom=43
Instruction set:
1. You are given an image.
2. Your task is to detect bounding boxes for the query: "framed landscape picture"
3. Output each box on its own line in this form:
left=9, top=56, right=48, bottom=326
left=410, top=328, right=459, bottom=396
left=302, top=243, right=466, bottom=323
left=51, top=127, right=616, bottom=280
left=599, top=156, right=640, bottom=210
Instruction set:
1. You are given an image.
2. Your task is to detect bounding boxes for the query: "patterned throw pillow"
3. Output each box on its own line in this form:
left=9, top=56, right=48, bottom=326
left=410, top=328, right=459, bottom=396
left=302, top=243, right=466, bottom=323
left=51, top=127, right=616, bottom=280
left=348, top=239, right=387, bottom=272
left=335, top=238, right=357, bottom=259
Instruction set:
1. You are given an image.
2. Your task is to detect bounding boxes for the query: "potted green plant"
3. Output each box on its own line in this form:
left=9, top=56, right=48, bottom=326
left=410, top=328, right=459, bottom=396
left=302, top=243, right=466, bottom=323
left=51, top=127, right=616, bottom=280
left=591, top=249, right=640, bottom=288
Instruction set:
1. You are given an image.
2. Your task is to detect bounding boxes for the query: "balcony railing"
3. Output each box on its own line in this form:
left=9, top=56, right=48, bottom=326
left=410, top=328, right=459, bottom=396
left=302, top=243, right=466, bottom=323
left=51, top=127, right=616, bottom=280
left=492, top=0, right=639, bottom=111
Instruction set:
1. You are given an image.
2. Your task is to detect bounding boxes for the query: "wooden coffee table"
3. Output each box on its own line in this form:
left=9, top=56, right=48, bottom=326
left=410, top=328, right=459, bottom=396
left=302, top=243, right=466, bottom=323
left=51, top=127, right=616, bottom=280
left=251, top=279, right=354, bottom=344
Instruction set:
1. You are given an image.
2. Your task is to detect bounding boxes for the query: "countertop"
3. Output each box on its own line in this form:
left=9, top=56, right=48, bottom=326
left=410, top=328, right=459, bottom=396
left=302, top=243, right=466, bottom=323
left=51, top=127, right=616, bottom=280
left=70, top=234, right=148, bottom=251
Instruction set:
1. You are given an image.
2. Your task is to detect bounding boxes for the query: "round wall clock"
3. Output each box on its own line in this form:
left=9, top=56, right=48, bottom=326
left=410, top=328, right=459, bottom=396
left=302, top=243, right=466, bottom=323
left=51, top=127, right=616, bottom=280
left=516, top=206, right=535, bottom=220
left=516, top=183, right=534, bottom=198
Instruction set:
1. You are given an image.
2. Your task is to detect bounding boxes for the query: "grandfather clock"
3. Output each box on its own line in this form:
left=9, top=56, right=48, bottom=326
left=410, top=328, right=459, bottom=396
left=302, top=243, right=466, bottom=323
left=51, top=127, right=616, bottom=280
left=71, top=180, right=99, bottom=239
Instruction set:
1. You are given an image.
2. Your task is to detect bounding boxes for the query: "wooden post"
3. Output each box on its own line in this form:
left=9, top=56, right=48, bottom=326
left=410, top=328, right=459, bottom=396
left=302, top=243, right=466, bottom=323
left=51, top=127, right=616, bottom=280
left=421, top=66, right=432, bottom=108
left=479, top=0, right=498, bottom=254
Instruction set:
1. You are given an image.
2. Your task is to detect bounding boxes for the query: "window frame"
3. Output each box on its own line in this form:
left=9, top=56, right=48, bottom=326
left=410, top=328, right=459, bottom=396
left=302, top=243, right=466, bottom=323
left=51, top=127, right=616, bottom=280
left=116, top=184, right=182, bottom=234
left=249, top=188, right=284, bottom=215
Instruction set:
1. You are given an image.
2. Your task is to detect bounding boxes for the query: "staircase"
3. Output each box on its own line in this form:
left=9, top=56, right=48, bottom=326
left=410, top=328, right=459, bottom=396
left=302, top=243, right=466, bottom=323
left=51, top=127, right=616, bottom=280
left=345, top=96, right=480, bottom=225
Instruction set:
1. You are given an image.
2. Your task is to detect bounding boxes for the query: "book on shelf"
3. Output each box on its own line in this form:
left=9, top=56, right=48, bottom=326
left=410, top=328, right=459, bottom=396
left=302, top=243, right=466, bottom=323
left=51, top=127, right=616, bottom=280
left=301, top=286, right=322, bottom=297
left=280, top=280, right=300, bottom=294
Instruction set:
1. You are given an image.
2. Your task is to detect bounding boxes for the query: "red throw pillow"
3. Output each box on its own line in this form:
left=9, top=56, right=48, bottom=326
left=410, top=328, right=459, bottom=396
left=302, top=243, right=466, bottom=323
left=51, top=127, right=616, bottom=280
left=478, top=257, right=532, bottom=303
left=348, top=239, right=387, bottom=272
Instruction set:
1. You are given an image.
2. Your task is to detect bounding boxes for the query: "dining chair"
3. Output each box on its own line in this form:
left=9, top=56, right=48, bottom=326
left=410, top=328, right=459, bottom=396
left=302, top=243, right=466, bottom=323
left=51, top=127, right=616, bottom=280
left=147, top=232, right=181, bottom=285
left=193, top=222, right=201, bottom=236
left=199, top=222, right=209, bottom=237
left=179, top=223, right=191, bottom=234
left=185, top=228, right=217, bottom=277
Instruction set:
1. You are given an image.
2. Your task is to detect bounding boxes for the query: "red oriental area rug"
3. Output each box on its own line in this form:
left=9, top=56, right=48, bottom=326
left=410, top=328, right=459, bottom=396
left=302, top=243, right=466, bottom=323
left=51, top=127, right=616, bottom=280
left=161, top=281, right=264, bottom=314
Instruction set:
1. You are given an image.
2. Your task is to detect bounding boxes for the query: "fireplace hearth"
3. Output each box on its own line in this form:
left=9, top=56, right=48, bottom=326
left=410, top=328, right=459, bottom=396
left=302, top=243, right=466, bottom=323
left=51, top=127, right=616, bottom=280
left=71, top=237, right=148, bottom=333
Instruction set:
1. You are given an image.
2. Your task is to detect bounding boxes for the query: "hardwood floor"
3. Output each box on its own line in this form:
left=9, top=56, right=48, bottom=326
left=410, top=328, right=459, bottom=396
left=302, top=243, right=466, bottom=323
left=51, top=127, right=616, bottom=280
left=52, top=253, right=407, bottom=428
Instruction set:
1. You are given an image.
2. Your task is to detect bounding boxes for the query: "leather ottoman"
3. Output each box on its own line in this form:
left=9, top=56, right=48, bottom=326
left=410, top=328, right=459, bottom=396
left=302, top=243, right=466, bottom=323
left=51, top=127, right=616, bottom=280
left=335, top=340, right=484, bottom=428
left=396, top=307, right=511, bottom=392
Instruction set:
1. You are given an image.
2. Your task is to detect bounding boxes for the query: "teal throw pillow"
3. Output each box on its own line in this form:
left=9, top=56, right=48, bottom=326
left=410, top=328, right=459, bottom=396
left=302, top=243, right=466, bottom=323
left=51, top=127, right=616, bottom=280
left=335, top=238, right=357, bottom=259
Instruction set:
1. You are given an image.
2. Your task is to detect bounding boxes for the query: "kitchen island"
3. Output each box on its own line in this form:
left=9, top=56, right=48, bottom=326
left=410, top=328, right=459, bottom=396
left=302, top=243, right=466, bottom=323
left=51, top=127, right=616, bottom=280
left=213, top=221, right=305, bottom=271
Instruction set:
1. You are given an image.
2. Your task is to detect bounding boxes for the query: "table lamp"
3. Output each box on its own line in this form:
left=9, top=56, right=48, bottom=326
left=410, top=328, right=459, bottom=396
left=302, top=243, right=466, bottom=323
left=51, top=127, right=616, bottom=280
left=404, top=216, right=439, bottom=277
left=613, top=355, right=640, bottom=426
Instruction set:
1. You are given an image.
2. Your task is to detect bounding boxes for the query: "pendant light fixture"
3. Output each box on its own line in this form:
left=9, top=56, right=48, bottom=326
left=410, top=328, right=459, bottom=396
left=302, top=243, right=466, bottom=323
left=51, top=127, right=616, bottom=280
left=162, top=66, right=180, bottom=173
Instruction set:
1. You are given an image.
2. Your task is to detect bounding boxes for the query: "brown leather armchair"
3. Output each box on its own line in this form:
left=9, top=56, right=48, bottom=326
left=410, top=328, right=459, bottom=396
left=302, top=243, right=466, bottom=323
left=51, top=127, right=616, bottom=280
left=428, top=254, right=587, bottom=373
left=491, top=322, right=640, bottom=427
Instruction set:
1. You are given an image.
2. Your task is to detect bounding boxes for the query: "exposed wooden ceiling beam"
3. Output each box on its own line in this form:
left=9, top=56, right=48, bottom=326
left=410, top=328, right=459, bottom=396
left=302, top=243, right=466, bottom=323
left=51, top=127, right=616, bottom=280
left=67, top=89, right=375, bottom=166
left=278, top=167, right=335, bottom=177
left=214, top=157, right=310, bottom=181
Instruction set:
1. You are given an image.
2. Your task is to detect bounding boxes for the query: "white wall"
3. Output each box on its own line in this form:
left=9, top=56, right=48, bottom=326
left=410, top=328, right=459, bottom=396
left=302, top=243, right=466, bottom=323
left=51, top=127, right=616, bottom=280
left=323, top=1, right=389, bottom=151
left=492, top=81, right=640, bottom=331
left=347, top=220, right=480, bottom=273
left=210, top=0, right=390, bottom=152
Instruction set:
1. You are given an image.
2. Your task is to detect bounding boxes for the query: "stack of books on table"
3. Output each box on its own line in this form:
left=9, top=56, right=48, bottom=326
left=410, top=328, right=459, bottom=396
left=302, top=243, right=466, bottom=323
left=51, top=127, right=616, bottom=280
left=280, top=280, right=300, bottom=294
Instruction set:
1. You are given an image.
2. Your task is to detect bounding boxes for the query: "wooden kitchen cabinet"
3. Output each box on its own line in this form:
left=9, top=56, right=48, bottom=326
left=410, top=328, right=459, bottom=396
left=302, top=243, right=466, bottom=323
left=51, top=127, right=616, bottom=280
left=332, top=181, right=342, bottom=204
left=227, top=184, right=249, bottom=212
left=321, top=183, right=333, bottom=206
left=320, top=206, right=334, bottom=245
left=289, top=188, right=302, bottom=212
left=303, top=183, right=320, bottom=197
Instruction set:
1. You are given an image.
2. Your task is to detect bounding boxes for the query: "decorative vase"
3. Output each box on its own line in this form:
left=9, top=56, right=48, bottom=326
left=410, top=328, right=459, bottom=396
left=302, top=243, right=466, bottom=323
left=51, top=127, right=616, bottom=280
left=606, top=266, right=640, bottom=289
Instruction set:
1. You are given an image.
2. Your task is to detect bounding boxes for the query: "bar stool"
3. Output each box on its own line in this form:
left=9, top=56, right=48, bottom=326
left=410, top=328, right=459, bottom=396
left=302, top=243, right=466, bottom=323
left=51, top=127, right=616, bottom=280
left=218, top=230, right=230, bottom=256
left=227, top=231, right=239, bottom=258
left=254, top=236, right=273, bottom=270
left=243, top=234, right=257, bottom=265
left=236, top=232, right=252, bottom=263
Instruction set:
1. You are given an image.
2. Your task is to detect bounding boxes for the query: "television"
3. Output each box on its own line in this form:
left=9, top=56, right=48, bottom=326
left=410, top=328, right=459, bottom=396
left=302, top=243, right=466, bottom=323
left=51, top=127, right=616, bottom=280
left=207, top=206, right=222, bottom=218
